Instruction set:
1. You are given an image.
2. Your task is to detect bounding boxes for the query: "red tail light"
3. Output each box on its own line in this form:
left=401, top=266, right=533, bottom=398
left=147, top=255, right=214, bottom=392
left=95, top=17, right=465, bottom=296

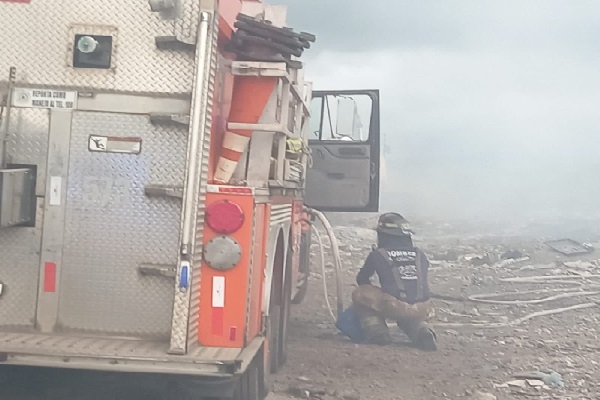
left=206, top=200, right=244, bottom=234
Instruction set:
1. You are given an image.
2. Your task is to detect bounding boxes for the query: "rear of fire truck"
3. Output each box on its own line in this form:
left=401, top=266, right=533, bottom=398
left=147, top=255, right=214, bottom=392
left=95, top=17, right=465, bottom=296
left=0, top=0, right=381, bottom=399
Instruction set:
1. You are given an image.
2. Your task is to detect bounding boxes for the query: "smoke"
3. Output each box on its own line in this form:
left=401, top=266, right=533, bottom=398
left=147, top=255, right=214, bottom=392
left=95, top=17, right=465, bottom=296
left=275, top=0, right=600, bottom=235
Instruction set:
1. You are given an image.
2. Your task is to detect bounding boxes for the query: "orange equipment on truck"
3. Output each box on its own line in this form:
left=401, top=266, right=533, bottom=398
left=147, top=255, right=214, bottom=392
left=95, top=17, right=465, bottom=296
left=0, top=0, right=380, bottom=398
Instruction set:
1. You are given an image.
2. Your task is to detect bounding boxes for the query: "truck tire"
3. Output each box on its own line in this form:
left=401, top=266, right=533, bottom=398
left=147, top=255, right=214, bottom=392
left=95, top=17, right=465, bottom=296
left=232, top=352, right=264, bottom=400
left=219, top=347, right=269, bottom=400
left=268, top=304, right=281, bottom=374
left=278, top=259, right=292, bottom=367
left=292, top=230, right=311, bottom=304
left=258, top=347, right=270, bottom=399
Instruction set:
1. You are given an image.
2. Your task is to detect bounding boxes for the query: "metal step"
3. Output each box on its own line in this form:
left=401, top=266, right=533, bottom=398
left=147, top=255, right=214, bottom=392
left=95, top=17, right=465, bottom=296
left=144, top=184, right=183, bottom=199
left=154, top=36, right=195, bottom=51
left=149, top=114, right=190, bottom=127
left=138, top=264, right=177, bottom=278
left=0, top=331, right=253, bottom=376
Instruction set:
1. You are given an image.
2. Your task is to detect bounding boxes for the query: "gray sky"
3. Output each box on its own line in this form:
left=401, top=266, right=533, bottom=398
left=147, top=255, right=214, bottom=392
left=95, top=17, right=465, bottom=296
left=275, top=0, right=600, bottom=223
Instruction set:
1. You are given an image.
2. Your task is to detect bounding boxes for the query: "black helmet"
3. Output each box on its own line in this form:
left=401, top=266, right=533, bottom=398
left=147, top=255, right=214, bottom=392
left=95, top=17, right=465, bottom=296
left=376, top=212, right=411, bottom=236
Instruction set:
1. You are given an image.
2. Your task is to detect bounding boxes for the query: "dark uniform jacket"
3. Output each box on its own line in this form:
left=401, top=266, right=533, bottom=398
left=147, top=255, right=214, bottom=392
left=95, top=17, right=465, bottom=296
left=356, top=246, right=431, bottom=304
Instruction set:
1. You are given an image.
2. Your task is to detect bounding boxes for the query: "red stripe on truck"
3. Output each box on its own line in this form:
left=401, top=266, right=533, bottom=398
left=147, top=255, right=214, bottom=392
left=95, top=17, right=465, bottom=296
left=212, top=307, right=224, bottom=335
left=44, top=262, right=56, bottom=292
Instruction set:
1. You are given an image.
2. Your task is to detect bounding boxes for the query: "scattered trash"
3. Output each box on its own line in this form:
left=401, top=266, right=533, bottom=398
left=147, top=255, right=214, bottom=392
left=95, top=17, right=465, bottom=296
left=506, top=380, right=527, bottom=389
left=541, top=371, right=564, bottom=388
left=287, top=385, right=329, bottom=399
left=433, top=250, right=459, bottom=262
left=297, top=376, right=311, bottom=382
left=526, top=379, right=545, bottom=387
left=471, top=392, right=497, bottom=400
left=501, top=250, right=525, bottom=260
left=559, top=260, right=599, bottom=270
left=466, top=307, right=481, bottom=317
left=545, top=239, right=594, bottom=256
left=287, top=386, right=311, bottom=399
left=514, top=371, right=564, bottom=388
left=470, top=255, right=493, bottom=266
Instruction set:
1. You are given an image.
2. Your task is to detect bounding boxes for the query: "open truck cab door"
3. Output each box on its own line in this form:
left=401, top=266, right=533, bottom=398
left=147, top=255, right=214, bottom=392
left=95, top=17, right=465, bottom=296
left=304, top=90, right=381, bottom=212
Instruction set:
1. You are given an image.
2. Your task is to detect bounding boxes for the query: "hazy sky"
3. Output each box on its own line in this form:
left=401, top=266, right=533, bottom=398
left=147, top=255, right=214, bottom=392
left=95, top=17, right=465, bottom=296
left=274, top=1, right=600, bottom=222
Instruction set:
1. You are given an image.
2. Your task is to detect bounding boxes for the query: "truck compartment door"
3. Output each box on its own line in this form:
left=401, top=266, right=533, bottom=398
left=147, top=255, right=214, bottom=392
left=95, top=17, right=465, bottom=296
left=304, top=90, right=380, bottom=212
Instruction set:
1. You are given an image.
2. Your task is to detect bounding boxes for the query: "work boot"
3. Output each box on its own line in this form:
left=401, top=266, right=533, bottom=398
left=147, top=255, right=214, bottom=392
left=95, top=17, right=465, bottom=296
left=416, top=327, right=437, bottom=352
left=355, top=306, right=391, bottom=345
left=362, top=315, right=392, bottom=345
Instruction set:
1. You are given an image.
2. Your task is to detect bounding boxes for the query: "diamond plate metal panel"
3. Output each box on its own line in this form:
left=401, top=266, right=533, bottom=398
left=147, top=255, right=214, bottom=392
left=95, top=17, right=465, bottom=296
left=0, top=197, right=44, bottom=329
left=58, top=112, right=188, bottom=337
left=0, top=1, right=197, bottom=94
left=0, top=109, right=48, bottom=328
left=6, top=108, right=50, bottom=196
left=176, top=0, right=202, bottom=42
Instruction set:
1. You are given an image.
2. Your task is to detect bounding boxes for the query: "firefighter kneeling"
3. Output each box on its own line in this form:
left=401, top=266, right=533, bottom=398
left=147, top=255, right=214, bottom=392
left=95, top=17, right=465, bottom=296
left=351, top=213, right=437, bottom=351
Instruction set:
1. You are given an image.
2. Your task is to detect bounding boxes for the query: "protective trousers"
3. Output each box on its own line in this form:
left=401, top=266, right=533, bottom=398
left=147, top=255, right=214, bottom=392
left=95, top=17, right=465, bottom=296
left=351, top=285, right=435, bottom=347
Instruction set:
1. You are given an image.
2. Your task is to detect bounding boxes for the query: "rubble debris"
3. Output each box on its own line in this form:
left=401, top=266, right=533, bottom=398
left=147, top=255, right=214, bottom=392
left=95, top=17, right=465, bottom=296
left=506, top=380, right=527, bottom=389
left=526, top=379, right=545, bottom=387
left=501, top=250, right=525, bottom=260
left=471, top=392, right=497, bottom=400
left=270, top=219, right=600, bottom=399
left=545, top=239, right=594, bottom=256
left=493, top=256, right=530, bottom=269
left=466, top=307, right=481, bottom=317
left=433, top=250, right=459, bottom=261
left=468, top=254, right=494, bottom=266
left=519, top=372, right=563, bottom=388
left=492, top=383, right=509, bottom=389
left=559, top=260, right=599, bottom=270
left=514, top=371, right=564, bottom=388
left=287, top=385, right=328, bottom=399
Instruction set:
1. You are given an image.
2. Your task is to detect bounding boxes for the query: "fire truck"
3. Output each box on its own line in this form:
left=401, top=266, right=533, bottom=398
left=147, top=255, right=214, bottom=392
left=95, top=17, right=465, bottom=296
left=0, top=0, right=380, bottom=398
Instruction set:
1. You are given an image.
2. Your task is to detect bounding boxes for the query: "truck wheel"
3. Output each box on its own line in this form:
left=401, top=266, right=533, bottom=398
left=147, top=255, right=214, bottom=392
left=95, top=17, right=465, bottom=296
left=278, top=259, right=292, bottom=366
left=268, top=304, right=281, bottom=374
left=232, top=347, right=267, bottom=400
left=292, top=230, right=311, bottom=304
left=258, top=347, right=270, bottom=399
left=291, top=273, right=308, bottom=305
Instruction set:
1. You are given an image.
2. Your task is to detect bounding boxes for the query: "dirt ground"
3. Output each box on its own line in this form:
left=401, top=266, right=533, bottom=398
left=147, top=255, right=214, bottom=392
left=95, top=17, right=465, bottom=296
left=267, top=223, right=600, bottom=400
left=1, top=220, right=599, bottom=400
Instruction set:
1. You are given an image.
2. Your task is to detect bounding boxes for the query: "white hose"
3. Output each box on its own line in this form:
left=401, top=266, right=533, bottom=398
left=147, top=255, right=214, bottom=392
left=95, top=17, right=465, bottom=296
left=309, top=209, right=345, bottom=317
left=462, top=275, right=600, bottom=305
left=439, top=274, right=600, bottom=328
left=311, top=225, right=336, bottom=321
left=302, top=213, right=600, bottom=328
left=468, top=290, right=600, bottom=305
left=501, top=274, right=600, bottom=284
left=437, top=302, right=598, bottom=329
